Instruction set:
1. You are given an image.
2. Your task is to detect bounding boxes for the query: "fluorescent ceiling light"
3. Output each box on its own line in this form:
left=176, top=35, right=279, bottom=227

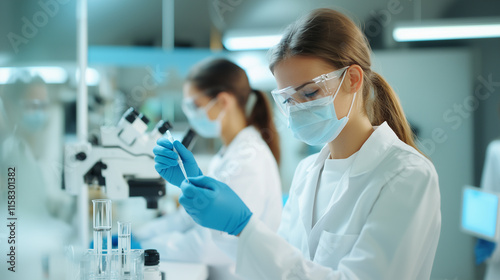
left=87, top=68, right=100, bottom=86
left=0, top=68, right=10, bottom=84
left=0, top=67, right=100, bottom=85
left=223, top=29, right=282, bottom=51
left=75, top=68, right=100, bottom=86
left=230, top=52, right=274, bottom=87
left=34, top=67, right=68, bottom=83
left=0, top=67, right=68, bottom=84
left=224, top=35, right=282, bottom=51
left=393, top=18, right=500, bottom=42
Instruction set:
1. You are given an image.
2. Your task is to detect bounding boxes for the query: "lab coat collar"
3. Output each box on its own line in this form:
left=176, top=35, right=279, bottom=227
left=306, top=122, right=397, bottom=177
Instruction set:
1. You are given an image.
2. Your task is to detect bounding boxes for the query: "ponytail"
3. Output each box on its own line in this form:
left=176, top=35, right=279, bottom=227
left=370, top=71, right=424, bottom=156
left=247, top=90, right=281, bottom=165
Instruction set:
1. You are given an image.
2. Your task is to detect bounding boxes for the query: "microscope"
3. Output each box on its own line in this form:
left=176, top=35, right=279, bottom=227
left=63, top=108, right=195, bottom=209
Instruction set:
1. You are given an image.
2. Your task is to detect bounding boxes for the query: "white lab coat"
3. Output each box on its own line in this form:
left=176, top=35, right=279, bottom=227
left=235, top=122, right=441, bottom=280
left=0, top=135, right=72, bottom=279
left=137, top=126, right=282, bottom=279
left=481, top=140, right=500, bottom=280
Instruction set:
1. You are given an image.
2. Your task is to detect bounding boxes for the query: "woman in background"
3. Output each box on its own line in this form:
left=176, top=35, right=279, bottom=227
left=476, top=104, right=500, bottom=279
left=138, top=58, right=282, bottom=280
left=0, top=72, right=72, bottom=279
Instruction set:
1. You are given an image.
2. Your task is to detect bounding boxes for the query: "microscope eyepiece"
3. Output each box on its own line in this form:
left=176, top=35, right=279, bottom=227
left=124, top=107, right=139, bottom=123
left=155, top=120, right=172, bottom=135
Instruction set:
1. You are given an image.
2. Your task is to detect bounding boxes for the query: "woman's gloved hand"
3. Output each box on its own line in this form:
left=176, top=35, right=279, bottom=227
left=153, top=139, right=202, bottom=187
left=179, top=176, right=253, bottom=236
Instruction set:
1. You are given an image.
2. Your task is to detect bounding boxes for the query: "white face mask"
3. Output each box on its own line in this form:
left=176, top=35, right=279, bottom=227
left=17, top=98, right=49, bottom=133
left=182, top=98, right=224, bottom=138
left=19, top=109, right=48, bottom=134
left=288, top=93, right=356, bottom=146
left=287, top=68, right=356, bottom=146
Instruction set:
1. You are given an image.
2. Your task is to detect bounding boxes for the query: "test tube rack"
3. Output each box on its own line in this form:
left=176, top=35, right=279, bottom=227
left=79, top=249, right=144, bottom=280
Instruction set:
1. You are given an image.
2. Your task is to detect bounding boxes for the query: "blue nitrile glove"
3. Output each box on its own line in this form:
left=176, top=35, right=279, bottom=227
left=179, top=176, right=253, bottom=236
left=475, top=238, right=496, bottom=265
left=153, top=139, right=202, bottom=187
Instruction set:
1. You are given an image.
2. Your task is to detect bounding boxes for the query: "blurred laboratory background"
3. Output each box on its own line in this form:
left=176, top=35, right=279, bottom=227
left=0, top=0, right=499, bottom=279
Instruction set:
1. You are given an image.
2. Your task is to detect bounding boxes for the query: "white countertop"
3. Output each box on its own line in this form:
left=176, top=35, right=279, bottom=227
left=159, top=261, right=208, bottom=280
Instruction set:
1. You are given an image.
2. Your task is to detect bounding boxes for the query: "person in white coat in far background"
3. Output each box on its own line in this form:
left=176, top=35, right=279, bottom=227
left=0, top=72, right=72, bottom=279
left=168, top=8, right=442, bottom=280
left=477, top=133, right=500, bottom=280
left=137, top=58, right=282, bottom=280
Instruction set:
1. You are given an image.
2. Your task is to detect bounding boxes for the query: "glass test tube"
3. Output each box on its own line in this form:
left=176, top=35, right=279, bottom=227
left=93, top=199, right=112, bottom=276
left=118, top=221, right=131, bottom=276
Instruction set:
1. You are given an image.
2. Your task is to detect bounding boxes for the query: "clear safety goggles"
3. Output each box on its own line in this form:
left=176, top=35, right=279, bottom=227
left=181, top=97, right=217, bottom=118
left=271, top=66, right=349, bottom=116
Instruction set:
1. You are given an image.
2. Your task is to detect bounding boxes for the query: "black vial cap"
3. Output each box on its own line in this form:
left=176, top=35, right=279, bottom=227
left=155, top=120, right=172, bottom=135
left=144, top=249, right=160, bottom=266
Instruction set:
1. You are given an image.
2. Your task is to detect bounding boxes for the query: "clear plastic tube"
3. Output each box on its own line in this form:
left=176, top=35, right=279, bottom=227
left=118, top=221, right=131, bottom=277
left=166, top=130, right=189, bottom=182
left=92, top=199, right=112, bottom=276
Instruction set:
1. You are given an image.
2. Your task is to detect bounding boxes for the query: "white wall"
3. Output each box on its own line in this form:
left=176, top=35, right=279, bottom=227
left=372, top=48, right=475, bottom=279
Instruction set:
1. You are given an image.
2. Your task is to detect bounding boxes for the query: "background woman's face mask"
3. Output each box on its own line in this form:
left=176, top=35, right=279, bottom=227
left=21, top=109, right=48, bottom=132
left=19, top=99, right=49, bottom=133
left=182, top=98, right=223, bottom=138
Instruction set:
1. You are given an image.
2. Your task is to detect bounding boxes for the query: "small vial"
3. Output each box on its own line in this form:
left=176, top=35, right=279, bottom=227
left=118, top=221, right=132, bottom=277
left=92, top=199, right=112, bottom=276
left=144, top=249, right=161, bottom=280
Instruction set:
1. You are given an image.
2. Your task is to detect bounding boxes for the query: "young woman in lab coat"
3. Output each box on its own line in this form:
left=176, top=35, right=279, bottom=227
left=163, top=8, right=442, bottom=279
left=139, top=58, right=282, bottom=279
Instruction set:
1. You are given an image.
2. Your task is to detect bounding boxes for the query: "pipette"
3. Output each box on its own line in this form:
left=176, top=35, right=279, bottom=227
left=165, top=130, right=189, bottom=183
